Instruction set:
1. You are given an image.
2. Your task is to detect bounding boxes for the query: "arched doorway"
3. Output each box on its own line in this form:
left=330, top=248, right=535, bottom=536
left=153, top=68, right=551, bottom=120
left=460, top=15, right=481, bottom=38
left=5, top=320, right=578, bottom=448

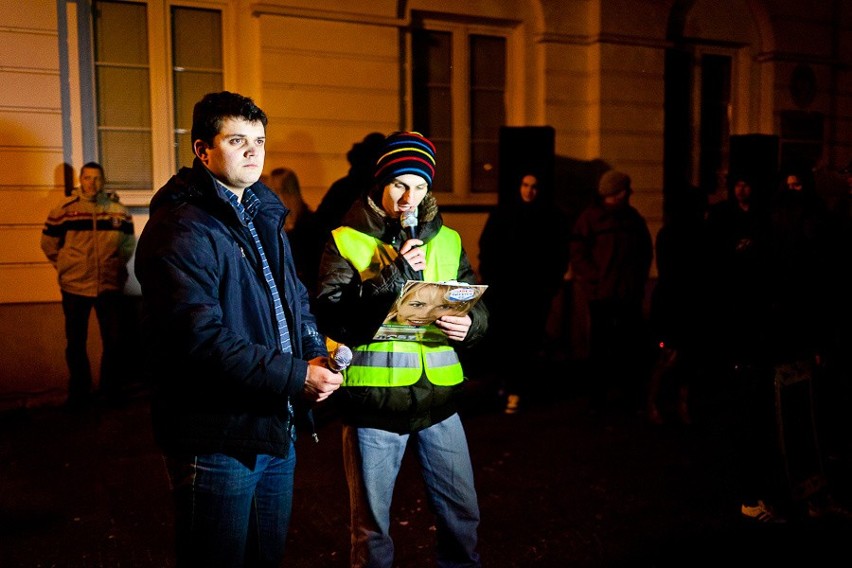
left=664, top=0, right=773, bottom=204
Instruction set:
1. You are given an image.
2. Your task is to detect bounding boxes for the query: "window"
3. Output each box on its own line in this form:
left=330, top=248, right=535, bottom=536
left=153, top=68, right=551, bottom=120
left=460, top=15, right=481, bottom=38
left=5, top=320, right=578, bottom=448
left=697, top=53, right=732, bottom=195
left=412, top=20, right=508, bottom=197
left=93, top=1, right=152, bottom=192
left=90, top=1, right=222, bottom=195
left=171, top=6, right=223, bottom=170
left=469, top=35, right=506, bottom=195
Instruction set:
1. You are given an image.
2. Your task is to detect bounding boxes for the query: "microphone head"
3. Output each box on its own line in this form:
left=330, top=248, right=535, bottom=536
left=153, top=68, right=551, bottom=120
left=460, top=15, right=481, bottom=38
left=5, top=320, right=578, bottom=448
left=401, top=208, right=418, bottom=230
left=401, top=208, right=418, bottom=240
left=330, top=344, right=353, bottom=372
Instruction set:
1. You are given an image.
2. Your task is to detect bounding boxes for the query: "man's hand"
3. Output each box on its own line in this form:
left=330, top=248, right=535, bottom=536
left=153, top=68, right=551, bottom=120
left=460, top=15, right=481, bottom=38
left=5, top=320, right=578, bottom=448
left=399, top=239, right=426, bottom=272
left=434, top=314, right=471, bottom=342
left=303, top=357, right=344, bottom=403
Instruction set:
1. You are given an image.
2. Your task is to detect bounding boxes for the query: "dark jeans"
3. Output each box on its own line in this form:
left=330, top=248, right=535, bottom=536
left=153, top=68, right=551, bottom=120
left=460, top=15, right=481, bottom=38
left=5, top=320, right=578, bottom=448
left=587, top=298, right=650, bottom=411
left=491, top=298, right=552, bottom=398
left=728, top=362, right=786, bottom=505
left=61, top=290, right=123, bottom=400
left=165, top=448, right=297, bottom=568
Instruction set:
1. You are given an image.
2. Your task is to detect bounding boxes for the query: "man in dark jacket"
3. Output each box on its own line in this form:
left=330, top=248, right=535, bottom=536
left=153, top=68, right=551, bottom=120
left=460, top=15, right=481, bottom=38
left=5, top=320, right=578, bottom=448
left=134, top=91, right=342, bottom=568
left=314, top=131, right=487, bottom=567
left=478, top=172, right=569, bottom=413
left=570, top=170, right=653, bottom=414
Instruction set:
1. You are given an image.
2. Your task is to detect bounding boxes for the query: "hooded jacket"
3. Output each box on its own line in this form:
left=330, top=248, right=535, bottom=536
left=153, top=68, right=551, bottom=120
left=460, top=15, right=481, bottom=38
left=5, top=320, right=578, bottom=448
left=314, top=191, right=488, bottom=433
left=41, top=188, right=135, bottom=296
left=134, top=159, right=326, bottom=457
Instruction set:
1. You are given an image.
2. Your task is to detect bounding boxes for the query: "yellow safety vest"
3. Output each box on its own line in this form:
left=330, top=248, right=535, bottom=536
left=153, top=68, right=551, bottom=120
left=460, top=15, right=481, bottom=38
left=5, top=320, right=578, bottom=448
left=332, top=225, right=465, bottom=387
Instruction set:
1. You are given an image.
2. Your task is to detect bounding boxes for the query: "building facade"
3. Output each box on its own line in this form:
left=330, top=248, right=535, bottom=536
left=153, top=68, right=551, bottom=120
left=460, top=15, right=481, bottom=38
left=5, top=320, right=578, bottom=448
left=1, top=0, right=850, bottom=407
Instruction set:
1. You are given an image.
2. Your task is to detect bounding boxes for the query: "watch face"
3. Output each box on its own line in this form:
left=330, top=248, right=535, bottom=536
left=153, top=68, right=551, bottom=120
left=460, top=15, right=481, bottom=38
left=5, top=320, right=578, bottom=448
left=790, top=64, right=817, bottom=109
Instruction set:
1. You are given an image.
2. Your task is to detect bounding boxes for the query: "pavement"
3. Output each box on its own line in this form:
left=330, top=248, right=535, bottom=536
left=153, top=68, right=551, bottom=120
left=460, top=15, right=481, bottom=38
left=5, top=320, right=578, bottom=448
left=2, top=362, right=852, bottom=567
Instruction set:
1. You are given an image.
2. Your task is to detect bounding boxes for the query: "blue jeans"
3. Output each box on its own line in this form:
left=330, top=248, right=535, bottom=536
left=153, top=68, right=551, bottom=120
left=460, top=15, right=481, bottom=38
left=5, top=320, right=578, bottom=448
left=164, top=447, right=296, bottom=568
left=342, top=414, right=481, bottom=568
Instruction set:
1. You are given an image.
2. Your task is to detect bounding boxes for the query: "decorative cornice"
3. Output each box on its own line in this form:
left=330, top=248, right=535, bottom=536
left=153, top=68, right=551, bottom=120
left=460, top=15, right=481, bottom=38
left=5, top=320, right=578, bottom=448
left=538, top=32, right=671, bottom=50
left=754, top=51, right=846, bottom=68
left=0, top=66, right=59, bottom=76
left=0, top=25, right=57, bottom=37
left=249, top=3, right=406, bottom=28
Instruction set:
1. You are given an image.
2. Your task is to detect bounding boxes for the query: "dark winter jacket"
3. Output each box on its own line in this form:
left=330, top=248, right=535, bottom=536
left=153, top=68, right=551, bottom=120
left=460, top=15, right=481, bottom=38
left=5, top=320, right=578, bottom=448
left=569, top=201, right=653, bottom=305
left=479, top=199, right=568, bottom=331
left=134, top=159, right=326, bottom=458
left=314, top=191, right=488, bottom=433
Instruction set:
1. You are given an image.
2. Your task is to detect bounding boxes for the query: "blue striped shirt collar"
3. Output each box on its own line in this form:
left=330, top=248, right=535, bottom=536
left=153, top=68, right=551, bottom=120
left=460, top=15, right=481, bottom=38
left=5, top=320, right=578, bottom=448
left=219, top=182, right=260, bottom=223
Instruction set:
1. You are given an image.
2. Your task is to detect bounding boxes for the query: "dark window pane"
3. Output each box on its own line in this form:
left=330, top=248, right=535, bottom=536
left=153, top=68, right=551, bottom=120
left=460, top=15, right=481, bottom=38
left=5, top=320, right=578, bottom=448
left=98, top=130, right=153, bottom=188
left=431, top=140, right=453, bottom=193
left=426, top=88, right=453, bottom=138
left=172, top=8, right=222, bottom=69
left=175, top=131, right=193, bottom=171
left=94, top=1, right=148, bottom=64
left=173, top=69, right=223, bottom=169
left=470, top=35, right=505, bottom=89
left=96, top=66, right=151, bottom=127
left=93, top=1, right=152, bottom=190
left=471, top=141, right=499, bottom=193
left=470, top=35, right=505, bottom=194
left=471, top=90, right=505, bottom=136
left=413, top=29, right=452, bottom=131
left=699, top=54, right=732, bottom=194
left=172, top=7, right=223, bottom=170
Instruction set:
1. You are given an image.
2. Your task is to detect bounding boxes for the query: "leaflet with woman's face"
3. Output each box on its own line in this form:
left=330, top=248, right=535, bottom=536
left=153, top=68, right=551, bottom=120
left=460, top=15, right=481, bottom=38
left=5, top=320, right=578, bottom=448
left=373, top=281, right=487, bottom=343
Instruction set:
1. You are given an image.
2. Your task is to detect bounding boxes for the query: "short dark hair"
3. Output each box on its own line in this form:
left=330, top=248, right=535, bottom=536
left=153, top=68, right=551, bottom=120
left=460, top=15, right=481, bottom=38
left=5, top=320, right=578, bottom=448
left=191, top=91, right=268, bottom=147
left=80, top=161, right=104, bottom=178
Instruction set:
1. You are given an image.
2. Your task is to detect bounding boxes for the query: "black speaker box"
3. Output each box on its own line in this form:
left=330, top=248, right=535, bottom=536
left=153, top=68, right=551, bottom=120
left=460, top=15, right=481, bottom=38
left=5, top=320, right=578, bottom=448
left=729, top=134, right=779, bottom=202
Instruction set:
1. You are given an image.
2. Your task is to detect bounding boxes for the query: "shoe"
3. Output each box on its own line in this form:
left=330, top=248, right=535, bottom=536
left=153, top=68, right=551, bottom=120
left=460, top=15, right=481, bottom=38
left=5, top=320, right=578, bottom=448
left=504, top=394, right=520, bottom=415
left=741, top=500, right=785, bottom=523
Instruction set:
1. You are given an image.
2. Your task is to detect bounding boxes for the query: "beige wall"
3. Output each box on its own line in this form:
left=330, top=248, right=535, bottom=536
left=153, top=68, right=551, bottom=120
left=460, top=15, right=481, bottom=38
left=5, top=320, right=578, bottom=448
left=0, top=0, right=65, bottom=303
left=256, top=11, right=400, bottom=209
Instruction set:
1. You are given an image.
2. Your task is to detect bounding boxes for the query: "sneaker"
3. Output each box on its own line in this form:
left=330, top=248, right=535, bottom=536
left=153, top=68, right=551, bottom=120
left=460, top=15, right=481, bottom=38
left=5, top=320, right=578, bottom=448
left=504, top=394, right=520, bottom=415
left=741, top=500, right=785, bottom=523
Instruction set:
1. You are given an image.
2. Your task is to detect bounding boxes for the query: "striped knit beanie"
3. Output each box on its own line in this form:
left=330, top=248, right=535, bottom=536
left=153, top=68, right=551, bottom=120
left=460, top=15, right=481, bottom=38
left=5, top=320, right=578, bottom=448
left=374, top=131, right=437, bottom=188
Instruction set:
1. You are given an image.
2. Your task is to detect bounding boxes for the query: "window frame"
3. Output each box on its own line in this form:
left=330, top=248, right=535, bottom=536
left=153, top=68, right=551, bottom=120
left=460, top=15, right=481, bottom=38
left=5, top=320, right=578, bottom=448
left=81, top=0, right=229, bottom=206
left=688, top=43, right=747, bottom=195
left=407, top=15, right=518, bottom=207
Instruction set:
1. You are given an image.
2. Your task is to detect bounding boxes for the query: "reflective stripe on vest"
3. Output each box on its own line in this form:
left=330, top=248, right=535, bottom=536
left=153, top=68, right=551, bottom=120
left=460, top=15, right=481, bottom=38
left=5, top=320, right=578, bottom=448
left=333, top=225, right=465, bottom=387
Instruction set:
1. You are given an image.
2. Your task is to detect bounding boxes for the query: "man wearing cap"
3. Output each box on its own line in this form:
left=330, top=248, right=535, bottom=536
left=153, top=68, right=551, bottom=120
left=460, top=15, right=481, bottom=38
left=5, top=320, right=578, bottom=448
left=570, top=170, right=653, bottom=414
left=314, top=131, right=488, bottom=567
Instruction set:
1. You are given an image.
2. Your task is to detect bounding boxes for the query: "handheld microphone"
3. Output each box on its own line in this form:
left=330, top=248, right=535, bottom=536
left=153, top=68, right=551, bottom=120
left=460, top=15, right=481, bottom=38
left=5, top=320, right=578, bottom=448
left=328, top=344, right=353, bottom=373
left=307, top=344, right=352, bottom=444
left=400, top=208, right=423, bottom=280
left=401, top=208, right=419, bottom=241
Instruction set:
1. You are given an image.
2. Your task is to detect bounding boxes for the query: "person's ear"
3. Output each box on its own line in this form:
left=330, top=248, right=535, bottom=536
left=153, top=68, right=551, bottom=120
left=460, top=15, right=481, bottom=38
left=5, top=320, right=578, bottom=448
left=194, top=140, right=209, bottom=164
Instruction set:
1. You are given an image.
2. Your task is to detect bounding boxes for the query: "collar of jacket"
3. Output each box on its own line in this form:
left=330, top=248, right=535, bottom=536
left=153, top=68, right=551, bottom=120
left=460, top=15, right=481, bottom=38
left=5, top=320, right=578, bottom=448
left=341, top=191, right=443, bottom=244
left=151, top=158, right=288, bottom=228
left=72, top=187, right=113, bottom=206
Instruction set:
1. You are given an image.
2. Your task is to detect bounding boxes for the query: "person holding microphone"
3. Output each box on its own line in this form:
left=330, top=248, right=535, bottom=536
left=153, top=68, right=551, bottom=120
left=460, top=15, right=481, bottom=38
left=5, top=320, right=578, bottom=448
left=315, top=131, right=488, bottom=568
left=134, top=91, right=342, bottom=567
